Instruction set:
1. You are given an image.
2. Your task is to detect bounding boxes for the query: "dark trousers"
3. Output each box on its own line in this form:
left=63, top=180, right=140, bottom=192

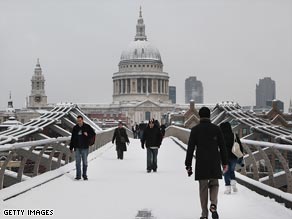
left=199, top=179, right=219, bottom=218
left=147, top=148, right=158, bottom=171
left=117, top=149, right=124, bottom=160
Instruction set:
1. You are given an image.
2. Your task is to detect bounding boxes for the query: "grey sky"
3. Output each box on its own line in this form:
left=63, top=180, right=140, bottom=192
left=1, top=0, right=291, bottom=111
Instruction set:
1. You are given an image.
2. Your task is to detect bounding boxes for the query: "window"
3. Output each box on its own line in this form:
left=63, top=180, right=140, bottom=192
left=148, top=79, right=152, bottom=93
left=142, top=79, right=147, bottom=93
left=122, top=79, right=126, bottom=93
left=127, top=79, right=131, bottom=93
left=119, top=80, right=121, bottom=94
left=137, top=79, right=141, bottom=93
left=153, top=80, right=157, bottom=92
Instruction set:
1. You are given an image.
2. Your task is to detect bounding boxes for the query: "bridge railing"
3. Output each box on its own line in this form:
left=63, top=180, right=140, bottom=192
left=165, top=125, right=292, bottom=208
left=0, top=128, right=133, bottom=190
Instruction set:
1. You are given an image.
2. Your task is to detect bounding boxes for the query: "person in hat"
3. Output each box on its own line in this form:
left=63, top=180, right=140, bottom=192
left=112, top=121, right=130, bottom=160
left=185, top=107, right=228, bottom=219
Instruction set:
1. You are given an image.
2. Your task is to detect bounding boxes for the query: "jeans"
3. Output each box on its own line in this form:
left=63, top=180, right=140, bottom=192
left=224, top=159, right=237, bottom=186
left=75, top=148, right=89, bottom=178
left=147, top=148, right=158, bottom=171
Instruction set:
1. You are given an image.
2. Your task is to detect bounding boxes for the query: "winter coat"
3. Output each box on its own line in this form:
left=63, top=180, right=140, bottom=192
left=141, top=125, right=162, bottom=148
left=185, top=119, right=228, bottom=180
left=222, top=132, right=243, bottom=161
left=112, top=127, right=129, bottom=151
left=70, top=123, right=95, bottom=150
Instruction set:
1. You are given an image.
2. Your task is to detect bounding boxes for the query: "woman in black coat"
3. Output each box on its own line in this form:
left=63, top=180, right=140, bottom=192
left=112, top=122, right=130, bottom=160
left=219, top=122, right=243, bottom=194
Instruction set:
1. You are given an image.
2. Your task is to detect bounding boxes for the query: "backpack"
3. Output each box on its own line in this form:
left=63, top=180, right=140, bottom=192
left=88, top=135, right=96, bottom=146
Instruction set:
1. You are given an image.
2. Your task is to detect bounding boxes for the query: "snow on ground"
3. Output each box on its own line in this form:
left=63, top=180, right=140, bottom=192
left=1, top=138, right=292, bottom=219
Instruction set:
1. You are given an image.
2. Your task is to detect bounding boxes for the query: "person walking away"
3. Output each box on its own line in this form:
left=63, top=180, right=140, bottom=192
left=70, top=115, right=96, bottom=180
left=160, top=123, right=166, bottom=139
left=141, top=119, right=162, bottom=173
left=185, top=107, right=228, bottom=219
left=132, top=124, right=137, bottom=139
left=138, top=121, right=147, bottom=140
left=219, top=122, right=244, bottom=194
left=135, top=123, right=140, bottom=139
left=112, top=121, right=130, bottom=160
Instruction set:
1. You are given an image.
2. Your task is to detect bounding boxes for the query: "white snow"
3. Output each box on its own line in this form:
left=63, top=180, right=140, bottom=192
left=1, top=138, right=292, bottom=219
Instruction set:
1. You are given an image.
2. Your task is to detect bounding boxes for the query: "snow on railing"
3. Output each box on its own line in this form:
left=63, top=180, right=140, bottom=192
left=0, top=127, right=133, bottom=194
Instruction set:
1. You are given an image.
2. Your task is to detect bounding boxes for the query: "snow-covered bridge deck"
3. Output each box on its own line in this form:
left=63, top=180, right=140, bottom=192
left=1, top=138, right=292, bottom=219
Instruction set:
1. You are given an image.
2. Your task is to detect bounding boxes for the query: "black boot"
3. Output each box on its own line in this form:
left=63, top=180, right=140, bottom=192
left=209, top=204, right=219, bottom=219
left=82, top=165, right=88, bottom=180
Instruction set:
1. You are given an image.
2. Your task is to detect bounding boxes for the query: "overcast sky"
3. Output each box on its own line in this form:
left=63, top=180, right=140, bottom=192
left=1, top=0, right=291, bottom=111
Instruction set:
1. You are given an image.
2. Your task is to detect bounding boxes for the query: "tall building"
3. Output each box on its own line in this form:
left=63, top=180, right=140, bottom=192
left=256, top=77, right=275, bottom=108
left=289, top=99, right=292, bottom=113
left=112, top=7, right=169, bottom=103
left=169, top=86, right=176, bottom=104
left=185, top=76, right=203, bottom=104
left=28, top=59, right=47, bottom=108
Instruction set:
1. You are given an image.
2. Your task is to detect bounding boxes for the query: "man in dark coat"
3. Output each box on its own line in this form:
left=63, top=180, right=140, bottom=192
left=185, top=107, right=228, bottom=219
left=141, top=119, right=162, bottom=173
left=112, top=121, right=130, bottom=160
left=70, top=115, right=96, bottom=180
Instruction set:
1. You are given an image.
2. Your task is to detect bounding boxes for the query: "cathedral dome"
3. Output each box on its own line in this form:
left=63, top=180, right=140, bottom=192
left=120, top=41, right=161, bottom=61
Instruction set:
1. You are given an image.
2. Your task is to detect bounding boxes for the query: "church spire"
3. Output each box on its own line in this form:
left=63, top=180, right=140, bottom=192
left=135, top=6, right=147, bottom=41
left=34, top=58, right=42, bottom=75
left=8, top=91, right=13, bottom=109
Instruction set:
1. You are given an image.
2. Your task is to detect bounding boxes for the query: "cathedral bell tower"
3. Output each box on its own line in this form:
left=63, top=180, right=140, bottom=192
left=28, top=59, right=47, bottom=108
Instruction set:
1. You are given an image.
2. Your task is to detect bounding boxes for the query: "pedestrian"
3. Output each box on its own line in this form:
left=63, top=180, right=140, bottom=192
left=219, top=122, right=244, bottom=194
left=141, top=119, right=162, bottom=173
left=70, top=115, right=96, bottom=180
left=135, top=123, right=140, bottom=139
left=185, top=107, right=228, bottom=219
left=132, top=123, right=137, bottom=139
left=160, top=123, right=166, bottom=138
left=112, top=121, right=130, bottom=160
left=138, top=121, right=147, bottom=140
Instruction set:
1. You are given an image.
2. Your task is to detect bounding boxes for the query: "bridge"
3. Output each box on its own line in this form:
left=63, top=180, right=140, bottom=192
left=0, top=103, right=292, bottom=218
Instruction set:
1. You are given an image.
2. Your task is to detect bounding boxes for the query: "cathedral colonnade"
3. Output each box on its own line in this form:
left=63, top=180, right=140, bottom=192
left=113, top=78, right=169, bottom=95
